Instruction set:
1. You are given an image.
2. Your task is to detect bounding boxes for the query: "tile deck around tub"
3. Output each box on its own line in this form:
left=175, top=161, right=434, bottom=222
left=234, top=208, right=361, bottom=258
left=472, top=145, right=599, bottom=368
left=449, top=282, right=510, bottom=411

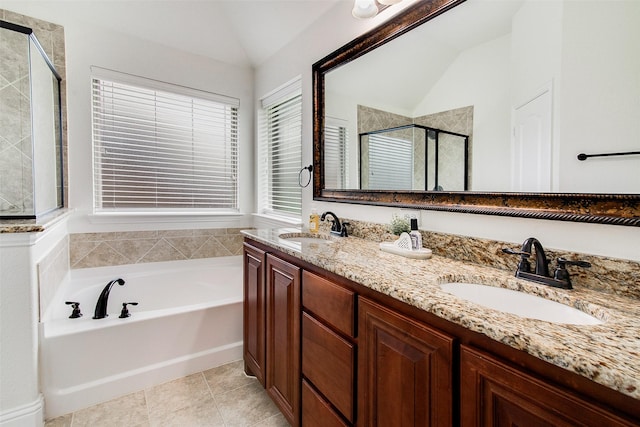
left=44, top=360, right=289, bottom=427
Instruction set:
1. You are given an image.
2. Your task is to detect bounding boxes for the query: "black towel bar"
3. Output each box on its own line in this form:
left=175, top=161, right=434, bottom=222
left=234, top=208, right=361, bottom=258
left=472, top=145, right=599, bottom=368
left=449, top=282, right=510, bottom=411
left=577, top=150, right=640, bottom=161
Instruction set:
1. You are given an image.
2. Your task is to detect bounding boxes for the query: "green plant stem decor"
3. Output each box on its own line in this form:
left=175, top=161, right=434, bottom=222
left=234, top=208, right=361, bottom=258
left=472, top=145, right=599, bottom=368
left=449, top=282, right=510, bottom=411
left=390, top=214, right=411, bottom=236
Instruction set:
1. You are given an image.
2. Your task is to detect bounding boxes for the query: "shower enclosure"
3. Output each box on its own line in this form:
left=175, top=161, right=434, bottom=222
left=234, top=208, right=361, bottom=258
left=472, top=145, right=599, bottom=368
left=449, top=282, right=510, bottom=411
left=0, top=20, right=63, bottom=219
left=360, top=124, right=469, bottom=191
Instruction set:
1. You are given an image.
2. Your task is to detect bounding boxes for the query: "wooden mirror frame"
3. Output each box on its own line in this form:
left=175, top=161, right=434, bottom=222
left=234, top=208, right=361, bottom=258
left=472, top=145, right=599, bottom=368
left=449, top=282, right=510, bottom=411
left=312, top=0, right=640, bottom=226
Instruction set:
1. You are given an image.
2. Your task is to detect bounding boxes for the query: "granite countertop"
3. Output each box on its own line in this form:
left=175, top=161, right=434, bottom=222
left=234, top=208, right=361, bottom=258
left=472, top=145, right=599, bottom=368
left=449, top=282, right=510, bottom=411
left=242, top=227, right=640, bottom=400
left=0, top=209, right=72, bottom=233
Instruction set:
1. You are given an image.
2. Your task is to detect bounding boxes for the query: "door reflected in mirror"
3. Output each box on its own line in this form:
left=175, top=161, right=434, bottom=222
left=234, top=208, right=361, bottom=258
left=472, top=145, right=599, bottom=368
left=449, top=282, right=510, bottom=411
left=323, top=0, right=640, bottom=194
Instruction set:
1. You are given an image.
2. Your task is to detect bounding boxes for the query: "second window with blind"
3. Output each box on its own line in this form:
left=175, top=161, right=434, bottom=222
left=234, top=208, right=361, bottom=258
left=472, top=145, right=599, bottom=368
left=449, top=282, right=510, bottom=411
left=258, top=78, right=302, bottom=218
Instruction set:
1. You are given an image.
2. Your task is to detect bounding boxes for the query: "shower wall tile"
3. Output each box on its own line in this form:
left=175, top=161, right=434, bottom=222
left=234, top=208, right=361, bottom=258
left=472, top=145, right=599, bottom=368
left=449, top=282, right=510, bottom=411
left=37, top=235, right=69, bottom=319
left=70, top=228, right=249, bottom=270
left=0, top=9, right=69, bottom=210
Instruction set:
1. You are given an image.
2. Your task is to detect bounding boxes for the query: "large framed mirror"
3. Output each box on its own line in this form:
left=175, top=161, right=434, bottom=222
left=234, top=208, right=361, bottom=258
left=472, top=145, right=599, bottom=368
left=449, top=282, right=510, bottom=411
left=313, top=0, right=640, bottom=226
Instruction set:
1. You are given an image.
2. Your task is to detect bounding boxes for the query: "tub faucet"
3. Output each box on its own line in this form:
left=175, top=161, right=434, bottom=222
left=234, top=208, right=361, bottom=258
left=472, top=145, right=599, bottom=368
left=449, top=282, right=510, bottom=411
left=93, top=278, right=125, bottom=319
left=503, top=237, right=590, bottom=289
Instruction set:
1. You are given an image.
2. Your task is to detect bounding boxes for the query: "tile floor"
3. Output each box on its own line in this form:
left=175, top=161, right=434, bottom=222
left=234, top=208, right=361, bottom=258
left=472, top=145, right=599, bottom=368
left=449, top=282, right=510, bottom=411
left=44, top=360, right=290, bottom=427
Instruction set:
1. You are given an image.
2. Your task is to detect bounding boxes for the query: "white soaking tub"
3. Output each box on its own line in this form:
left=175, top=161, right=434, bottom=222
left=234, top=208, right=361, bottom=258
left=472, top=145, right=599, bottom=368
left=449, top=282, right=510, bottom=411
left=40, top=256, right=243, bottom=419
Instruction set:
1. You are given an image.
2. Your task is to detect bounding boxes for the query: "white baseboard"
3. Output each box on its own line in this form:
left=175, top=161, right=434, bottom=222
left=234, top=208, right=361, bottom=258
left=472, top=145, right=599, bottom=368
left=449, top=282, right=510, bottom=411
left=0, top=395, right=44, bottom=427
left=43, top=342, right=242, bottom=420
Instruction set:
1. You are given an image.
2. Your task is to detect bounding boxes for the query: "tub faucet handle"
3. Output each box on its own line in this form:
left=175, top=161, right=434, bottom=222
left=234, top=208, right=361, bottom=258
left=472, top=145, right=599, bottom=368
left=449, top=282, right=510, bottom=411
left=65, top=301, right=82, bottom=319
left=119, top=302, right=138, bottom=318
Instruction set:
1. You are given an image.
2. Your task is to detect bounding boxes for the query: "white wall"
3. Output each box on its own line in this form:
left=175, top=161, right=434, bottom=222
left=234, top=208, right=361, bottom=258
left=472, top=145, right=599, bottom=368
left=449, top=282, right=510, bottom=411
left=1, top=1, right=256, bottom=234
left=558, top=1, right=640, bottom=193
left=256, top=1, right=640, bottom=262
left=413, top=34, right=512, bottom=192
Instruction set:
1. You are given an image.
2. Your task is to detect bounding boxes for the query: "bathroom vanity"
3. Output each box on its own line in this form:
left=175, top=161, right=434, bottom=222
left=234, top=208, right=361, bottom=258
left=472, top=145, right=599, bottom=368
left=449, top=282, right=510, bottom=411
left=242, top=229, right=640, bottom=426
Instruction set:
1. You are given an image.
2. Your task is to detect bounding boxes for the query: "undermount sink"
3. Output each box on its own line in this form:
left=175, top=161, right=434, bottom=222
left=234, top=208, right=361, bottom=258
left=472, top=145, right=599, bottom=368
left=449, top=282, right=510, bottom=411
left=440, top=282, right=603, bottom=325
left=279, top=233, right=336, bottom=245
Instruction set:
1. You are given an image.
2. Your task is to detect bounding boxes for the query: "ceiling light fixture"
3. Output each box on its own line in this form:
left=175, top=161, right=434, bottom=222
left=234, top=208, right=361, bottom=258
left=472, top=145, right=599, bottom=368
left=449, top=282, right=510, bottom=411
left=352, top=0, right=379, bottom=19
left=352, top=0, right=402, bottom=19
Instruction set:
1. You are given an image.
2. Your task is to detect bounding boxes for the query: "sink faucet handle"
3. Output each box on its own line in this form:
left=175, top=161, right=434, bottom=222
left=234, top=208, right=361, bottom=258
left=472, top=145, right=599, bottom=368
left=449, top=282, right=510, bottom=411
left=502, top=248, right=530, bottom=257
left=340, top=221, right=350, bottom=237
left=554, top=257, right=591, bottom=277
left=553, top=257, right=591, bottom=288
left=502, top=247, right=532, bottom=273
left=556, top=257, right=591, bottom=269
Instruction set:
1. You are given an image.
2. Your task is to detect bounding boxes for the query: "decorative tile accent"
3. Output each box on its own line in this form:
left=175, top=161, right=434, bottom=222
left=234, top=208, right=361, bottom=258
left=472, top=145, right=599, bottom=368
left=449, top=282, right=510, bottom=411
left=69, top=228, right=248, bottom=269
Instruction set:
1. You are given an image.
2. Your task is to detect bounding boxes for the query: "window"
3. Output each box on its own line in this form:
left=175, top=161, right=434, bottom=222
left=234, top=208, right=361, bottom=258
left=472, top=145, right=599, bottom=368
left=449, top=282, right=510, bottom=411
left=324, top=117, right=348, bottom=189
left=91, top=68, right=239, bottom=212
left=258, top=78, right=302, bottom=217
left=365, top=134, right=413, bottom=190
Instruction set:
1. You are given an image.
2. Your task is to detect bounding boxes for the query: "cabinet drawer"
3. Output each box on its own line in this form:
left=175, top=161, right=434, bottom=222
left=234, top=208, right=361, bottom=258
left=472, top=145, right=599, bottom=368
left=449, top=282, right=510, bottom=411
left=302, top=312, right=355, bottom=422
left=302, top=379, right=349, bottom=427
left=302, top=270, right=355, bottom=337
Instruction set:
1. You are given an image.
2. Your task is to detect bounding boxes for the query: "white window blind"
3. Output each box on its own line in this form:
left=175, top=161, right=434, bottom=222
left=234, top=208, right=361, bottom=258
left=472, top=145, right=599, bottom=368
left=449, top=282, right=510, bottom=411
left=324, top=117, right=348, bottom=189
left=367, top=135, right=413, bottom=190
left=259, top=78, right=302, bottom=217
left=91, top=70, right=239, bottom=212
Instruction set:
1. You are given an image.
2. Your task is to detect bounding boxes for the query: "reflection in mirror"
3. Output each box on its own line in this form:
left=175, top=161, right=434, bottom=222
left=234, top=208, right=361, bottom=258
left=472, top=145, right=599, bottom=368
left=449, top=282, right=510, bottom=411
left=360, top=124, right=469, bottom=191
left=323, top=0, right=640, bottom=194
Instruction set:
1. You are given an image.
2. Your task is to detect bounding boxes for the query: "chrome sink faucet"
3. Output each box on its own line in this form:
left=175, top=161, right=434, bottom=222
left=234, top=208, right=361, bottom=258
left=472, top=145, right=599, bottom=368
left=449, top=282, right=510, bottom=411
left=320, top=211, right=349, bottom=237
left=503, top=237, right=590, bottom=289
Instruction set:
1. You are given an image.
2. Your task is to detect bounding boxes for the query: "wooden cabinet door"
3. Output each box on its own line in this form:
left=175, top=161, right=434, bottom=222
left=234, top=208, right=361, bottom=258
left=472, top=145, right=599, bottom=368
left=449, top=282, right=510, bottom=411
left=266, top=254, right=301, bottom=426
left=358, top=297, right=454, bottom=427
left=460, top=345, right=637, bottom=426
left=243, top=243, right=266, bottom=385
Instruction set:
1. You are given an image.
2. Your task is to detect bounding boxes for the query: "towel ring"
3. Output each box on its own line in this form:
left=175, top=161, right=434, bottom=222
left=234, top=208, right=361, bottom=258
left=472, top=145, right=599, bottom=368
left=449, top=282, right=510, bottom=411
left=298, top=164, right=313, bottom=188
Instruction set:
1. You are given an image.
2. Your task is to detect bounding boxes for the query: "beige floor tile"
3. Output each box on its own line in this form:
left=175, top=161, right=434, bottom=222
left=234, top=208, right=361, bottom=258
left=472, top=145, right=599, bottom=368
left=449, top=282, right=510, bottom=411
left=145, top=373, right=211, bottom=415
left=215, top=381, right=281, bottom=426
left=203, top=360, right=257, bottom=396
left=251, top=412, right=291, bottom=427
left=71, top=391, right=149, bottom=427
left=44, top=413, right=72, bottom=427
left=148, top=396, right=224, bottom=427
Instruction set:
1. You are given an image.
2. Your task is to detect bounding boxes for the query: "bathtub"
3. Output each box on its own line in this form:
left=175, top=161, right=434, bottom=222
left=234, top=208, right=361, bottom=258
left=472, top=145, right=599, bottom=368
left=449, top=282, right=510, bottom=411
left=40, top=256, right=243, bottom=419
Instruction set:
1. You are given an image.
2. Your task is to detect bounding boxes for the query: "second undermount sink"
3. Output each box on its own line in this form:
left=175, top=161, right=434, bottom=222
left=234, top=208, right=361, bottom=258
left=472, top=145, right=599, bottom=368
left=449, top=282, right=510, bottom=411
left=440, top=282, right=604, bottom=325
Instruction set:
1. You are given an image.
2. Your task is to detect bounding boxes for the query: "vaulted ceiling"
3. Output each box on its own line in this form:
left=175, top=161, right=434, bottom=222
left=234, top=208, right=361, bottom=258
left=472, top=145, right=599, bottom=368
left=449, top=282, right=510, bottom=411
left=38, top=0, right=346, bottom=67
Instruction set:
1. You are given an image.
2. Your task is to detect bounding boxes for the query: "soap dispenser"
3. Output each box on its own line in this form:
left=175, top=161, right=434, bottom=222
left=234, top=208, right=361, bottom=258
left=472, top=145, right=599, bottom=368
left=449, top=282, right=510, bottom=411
left=309, top=208, right=320, bottom=233
left=409, top=218, right=422, bottom=250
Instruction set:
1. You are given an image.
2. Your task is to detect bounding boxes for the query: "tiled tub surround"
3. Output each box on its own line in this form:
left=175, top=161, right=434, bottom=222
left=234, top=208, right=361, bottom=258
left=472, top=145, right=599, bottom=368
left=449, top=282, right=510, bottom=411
left=243, top=226, right=640, bottom=401
left=69, top=228, right=246, bottom=269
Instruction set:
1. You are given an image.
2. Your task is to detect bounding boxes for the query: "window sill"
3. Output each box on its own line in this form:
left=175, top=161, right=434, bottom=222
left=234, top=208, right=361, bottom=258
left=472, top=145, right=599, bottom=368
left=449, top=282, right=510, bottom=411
left=253, top=213, right=302, bottom=228
left=88, top=211, right=246, bottom=225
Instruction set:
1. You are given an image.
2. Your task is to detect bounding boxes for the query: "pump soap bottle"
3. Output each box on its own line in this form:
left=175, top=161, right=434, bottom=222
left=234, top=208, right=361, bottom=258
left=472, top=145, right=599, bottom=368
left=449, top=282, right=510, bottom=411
left=309, top=208, right=320, bottom=233
left=409, top=218, right=422, bottom=250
